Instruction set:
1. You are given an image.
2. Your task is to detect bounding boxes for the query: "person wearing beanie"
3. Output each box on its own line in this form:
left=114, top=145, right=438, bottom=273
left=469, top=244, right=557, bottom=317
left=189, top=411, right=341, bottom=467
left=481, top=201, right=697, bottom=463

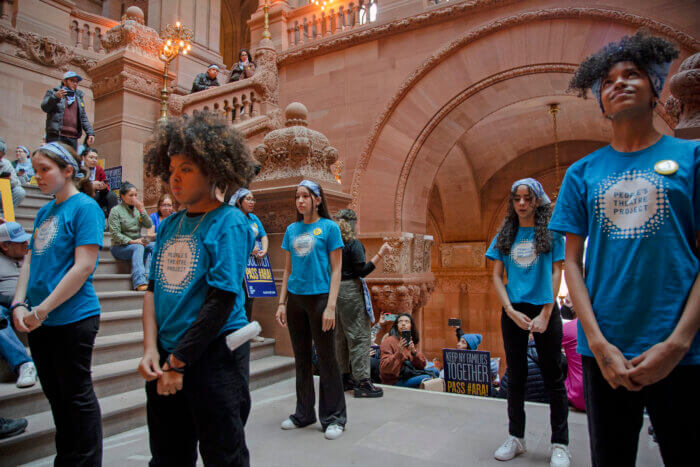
left=40, top=71, right=94, bottom=150
left=191, top=64, right=221, bottom=93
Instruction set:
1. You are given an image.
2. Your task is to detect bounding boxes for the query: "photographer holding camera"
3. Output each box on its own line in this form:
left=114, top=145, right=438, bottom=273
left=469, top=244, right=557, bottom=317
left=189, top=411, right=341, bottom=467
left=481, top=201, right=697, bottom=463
left=41, top=71, right=95, bottom=151
left=379, top=313, right=433, bottom=387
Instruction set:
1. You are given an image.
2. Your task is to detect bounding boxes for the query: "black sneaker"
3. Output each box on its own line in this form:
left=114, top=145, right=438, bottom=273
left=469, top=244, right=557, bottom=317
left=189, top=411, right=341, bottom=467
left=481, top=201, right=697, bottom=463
left=354, top=379, right=384, bottom=398
left=0, top=417, right=28, bottom=439
left=342, top=373, right=357, bottom=392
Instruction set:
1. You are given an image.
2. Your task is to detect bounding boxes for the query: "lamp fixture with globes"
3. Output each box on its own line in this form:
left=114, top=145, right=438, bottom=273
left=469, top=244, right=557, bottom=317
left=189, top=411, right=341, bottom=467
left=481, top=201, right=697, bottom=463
left=159, top=21, right=193, bottom=122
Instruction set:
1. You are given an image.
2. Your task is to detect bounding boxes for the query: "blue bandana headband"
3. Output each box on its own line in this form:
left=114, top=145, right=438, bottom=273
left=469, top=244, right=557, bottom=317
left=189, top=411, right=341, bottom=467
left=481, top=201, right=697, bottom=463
left=40, top=142, right=84, bottom=178
left=230, top=187, right=251, bottom=207
left=298, top=179, right=320, bottom=197
left=511, top=178, right=550, bottom=205
left=590, top=43, right=673, bottom=113
left=17, top=146, right=30, bottom=156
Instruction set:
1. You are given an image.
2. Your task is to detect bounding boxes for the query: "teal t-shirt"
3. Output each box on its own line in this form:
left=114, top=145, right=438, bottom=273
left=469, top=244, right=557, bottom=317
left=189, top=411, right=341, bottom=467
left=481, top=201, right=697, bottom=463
left=485, top=227, right=564, bottom=305
left=28, top=192, right=104, bottom=326
left=281, top=218, right=343, bottom=295
left=149, top=205, right=254, bottom=353
left=246, top=212, right=266, bottom=242
left=549, top=135, right=700, bottom=364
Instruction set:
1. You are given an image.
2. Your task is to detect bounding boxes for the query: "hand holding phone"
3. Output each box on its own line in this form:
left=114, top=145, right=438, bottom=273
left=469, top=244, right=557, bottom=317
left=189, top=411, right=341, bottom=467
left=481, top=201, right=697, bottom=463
left=384, top=313, right=397, bottom=322
left=448, top=318, right=462, bottom=327
left=400, top=330, right=412, bottom=346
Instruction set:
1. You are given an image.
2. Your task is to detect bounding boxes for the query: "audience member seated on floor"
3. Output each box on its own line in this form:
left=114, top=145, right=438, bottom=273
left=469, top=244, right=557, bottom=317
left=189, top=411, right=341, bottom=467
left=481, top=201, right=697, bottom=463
left=0, top=138, right=26, bottom=207
left=455, top=327, right=483, bottom=350
left=372, top=312, right=393, bottom=345
left=0, top=222, right=36, bottom=388
left=82, top=148, right=118, bottom=218
left=108, top=181, right=153, bottom=291
left=12, top=146, right=34, bottom=184
left=560, top=296, right=585, bottom=411
left=379, top=313, right=435, bottom=388
left=147, top=193, right=175, bottom=235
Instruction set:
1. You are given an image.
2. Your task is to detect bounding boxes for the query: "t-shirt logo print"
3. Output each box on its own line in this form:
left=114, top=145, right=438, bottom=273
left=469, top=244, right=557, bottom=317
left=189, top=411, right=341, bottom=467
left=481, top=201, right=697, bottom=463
left=157, top=235, right=200, bottom=293
left=595, top=169, right=668, bottom=239
left=33, top=216, right=59, bottom=255
left=292, top=233, right=315, bottom=257
left=510, top=240, right=537, bottom=268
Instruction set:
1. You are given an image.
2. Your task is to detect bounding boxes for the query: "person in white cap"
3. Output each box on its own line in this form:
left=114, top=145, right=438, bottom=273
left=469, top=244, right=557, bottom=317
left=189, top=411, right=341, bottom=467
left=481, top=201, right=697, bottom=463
left=0, top=222, right=36, bottom=388
left=40, top=71, right=95, bottom=151
left=191, top=64, right=221, bottom=93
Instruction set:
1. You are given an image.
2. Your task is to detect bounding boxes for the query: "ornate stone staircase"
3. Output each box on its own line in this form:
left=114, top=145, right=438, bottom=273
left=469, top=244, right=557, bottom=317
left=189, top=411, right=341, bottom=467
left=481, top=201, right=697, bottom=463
left=0, top=186, right=295, bottom=465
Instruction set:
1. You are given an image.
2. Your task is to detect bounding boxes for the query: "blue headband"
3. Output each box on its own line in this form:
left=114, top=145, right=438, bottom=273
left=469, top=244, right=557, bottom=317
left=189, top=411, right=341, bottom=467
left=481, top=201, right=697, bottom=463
left=40, top=142, right=84, bottom=178
left=511, top=178, right=550, bottom=205
left=230, top=187, right=251, bottom=207
left=17, top=146, right=30, bottom=156
left=299, top=179, right=320, bottom=197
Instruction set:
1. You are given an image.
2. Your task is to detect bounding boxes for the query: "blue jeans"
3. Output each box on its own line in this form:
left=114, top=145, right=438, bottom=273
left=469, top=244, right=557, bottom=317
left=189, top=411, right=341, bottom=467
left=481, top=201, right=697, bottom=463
left=395, top=374, right=432, bottom=388
left=0, top=306, right=32, bottom=374
left=111, top=242, right=154, bottom=288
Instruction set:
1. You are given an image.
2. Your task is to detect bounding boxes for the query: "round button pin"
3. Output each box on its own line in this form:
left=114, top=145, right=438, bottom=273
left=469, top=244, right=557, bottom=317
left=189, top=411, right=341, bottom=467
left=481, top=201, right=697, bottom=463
left=313, top=228, right=322, bottom=236
left=654, top=160, right=678, bottom=175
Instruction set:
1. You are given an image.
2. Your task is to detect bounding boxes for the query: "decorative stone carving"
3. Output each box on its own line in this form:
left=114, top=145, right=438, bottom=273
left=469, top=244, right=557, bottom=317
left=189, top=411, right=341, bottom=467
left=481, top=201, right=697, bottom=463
left=411, top=234, right=433, bottom=273
left=369, top=281, right=434, bottom=316
left=101, top=7, right=162, bottom=58
left=349, top=7, right=700, bottom=218
left=252, top=38, right=279, bottom=106
left=0, top=24, right=96, bottom=71
left=438, top=242, right=486, bottom=269
left=255, top=201, right=297, bottom=233
left=253, top=102, right=339, bottom=182
left=434, top=277, right=468, bottom=294
left=666, top=52, right=700, bottom=131
left=91, top=66, right=161, bottom=100
left=465, top=275, right=490, bottom=294
left=382, top=233, right=412, bottom=274
left=440, top=244, right=453, bottom=268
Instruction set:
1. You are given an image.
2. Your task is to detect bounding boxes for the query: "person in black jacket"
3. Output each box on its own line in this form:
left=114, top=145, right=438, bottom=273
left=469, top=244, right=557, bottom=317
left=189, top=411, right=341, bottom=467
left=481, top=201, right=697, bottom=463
left=334, top=209, right=391, bottom=398
left=191, top=65, right=221, bottom=93
left=41, top=71, right=95, bottom=150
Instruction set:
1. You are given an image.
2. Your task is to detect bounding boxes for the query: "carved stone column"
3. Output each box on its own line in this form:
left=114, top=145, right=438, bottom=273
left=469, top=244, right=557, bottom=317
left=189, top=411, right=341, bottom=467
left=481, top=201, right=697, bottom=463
left=251, top=101, right=352, bottom=354
left=665, top=52, right=700, bottom=140
left=88, top=7, right=166, bottom=203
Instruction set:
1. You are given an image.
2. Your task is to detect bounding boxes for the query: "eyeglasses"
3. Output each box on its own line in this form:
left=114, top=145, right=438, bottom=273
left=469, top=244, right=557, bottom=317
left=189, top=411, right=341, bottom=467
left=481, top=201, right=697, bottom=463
left=244, top=198, right=256, bottom=203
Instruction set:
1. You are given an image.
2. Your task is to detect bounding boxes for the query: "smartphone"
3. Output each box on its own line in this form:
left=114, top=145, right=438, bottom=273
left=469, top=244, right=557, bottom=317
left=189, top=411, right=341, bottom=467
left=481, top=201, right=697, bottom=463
left=400, top=330, right=412, bottom=343
left=447, top=318, right=462, bottom=327
left=384, top=313, right=397, bottom=321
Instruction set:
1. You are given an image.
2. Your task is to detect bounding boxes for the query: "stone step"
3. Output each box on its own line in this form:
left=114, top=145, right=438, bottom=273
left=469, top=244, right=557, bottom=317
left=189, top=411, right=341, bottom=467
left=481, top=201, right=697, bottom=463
left=0, top=354, right=295, bottom=465
left=98, top=309, right=142, bottom=336
left=95, top=258, right=131, bottom=275
left=97, top=291, right=144, bottom=313
left=92, top=331, right=144, bottom=366
left=93, top=274, right=132, bottom=293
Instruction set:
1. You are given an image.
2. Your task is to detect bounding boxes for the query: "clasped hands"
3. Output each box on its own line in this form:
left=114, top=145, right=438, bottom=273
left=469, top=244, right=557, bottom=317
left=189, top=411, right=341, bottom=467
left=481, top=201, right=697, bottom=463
left=138, top=350, right=184, bottom=396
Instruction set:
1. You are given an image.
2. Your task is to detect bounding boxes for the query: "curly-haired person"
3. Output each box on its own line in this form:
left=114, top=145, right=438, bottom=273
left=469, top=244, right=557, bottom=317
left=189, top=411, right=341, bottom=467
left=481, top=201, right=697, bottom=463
left=550, top=31, right=699, bottom=466
left=485, top=178, right=569, bottom=466
left=137, top=112, right=259, bottom=466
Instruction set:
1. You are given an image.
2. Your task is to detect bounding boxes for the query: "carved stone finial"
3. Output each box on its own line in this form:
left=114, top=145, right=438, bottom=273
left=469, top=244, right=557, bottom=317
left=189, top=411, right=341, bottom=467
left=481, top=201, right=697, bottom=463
left=124, top=6, right=145, bottom=24
left=666, top=52, right=700, bottom=133
left=253, top=102, right=338, bottom=182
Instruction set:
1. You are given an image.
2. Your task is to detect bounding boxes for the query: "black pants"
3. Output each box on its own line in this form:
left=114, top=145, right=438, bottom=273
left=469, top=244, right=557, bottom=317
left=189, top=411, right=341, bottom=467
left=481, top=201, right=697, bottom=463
left=501, top=303, right=568, bottom=444
left=286, top=292, right=346, bottom=429
left=27, top=315, right=102, bottom=466
left=146, top=335, right=251, bottom=467
left=583, top=356, right=699, bottom=466
left=46, top=134, right=78, bottom=151
left=242, top=280, right=254, bottom=322
left=93, top=190, right=118, bottom=218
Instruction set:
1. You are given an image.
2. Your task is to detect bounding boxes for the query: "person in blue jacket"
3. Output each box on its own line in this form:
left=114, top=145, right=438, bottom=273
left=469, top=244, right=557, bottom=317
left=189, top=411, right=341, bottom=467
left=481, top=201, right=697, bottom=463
left=551, top=31, right=699, bottom=467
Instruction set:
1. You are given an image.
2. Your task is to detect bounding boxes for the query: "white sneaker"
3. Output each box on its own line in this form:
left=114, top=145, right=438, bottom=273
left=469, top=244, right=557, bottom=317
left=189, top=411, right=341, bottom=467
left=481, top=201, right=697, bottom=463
left=324, top=423, right=344, bottom=440
left=280, top=418, right=299, bottom=430
left=16, top=362, right=36, bottom=388
left=494, top=435, right=526, bottom=461
left=550, top=443, right=571, bottom=467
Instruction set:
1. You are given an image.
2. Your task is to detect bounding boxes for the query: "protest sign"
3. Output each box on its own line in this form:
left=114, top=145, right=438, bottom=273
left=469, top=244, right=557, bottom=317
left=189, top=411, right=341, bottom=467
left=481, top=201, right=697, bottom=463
left=442, top=348, right=491, bottom=396
left=244, top=242, right=277, bottom=298
left=104, top=166, right=122, bottom=193
left=0, top=179, right=15, bottom=221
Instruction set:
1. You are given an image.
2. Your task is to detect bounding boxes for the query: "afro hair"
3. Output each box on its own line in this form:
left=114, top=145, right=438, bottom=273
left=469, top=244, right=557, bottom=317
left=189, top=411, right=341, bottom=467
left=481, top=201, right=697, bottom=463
left=568, top=31, right=679, bottom=98
left=144, top=111, right=258, bottom=193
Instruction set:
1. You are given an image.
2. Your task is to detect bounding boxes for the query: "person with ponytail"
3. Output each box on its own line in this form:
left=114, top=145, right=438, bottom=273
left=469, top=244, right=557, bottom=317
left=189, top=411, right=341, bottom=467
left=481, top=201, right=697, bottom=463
left=276, top=179, right=346, bottom=440
left=485, top=178, right=570, bottom=467
left=12, top=141, right=104, bottom=465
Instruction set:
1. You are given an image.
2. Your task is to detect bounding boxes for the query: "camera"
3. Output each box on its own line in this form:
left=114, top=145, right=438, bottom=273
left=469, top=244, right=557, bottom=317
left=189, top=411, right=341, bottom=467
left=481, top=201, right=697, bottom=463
left=400, top=330, right=412, bottom=344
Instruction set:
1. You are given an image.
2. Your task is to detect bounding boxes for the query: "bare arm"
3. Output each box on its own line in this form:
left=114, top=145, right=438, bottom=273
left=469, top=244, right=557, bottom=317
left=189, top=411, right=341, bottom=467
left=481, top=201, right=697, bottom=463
left=564, top=233, right=640, bottom=391
left=12, top=251, right=31, bottom=306
left=322, top=248, right=342, bottom=331
left=275, top=252, right=291, bottom=327
left=137, top=291, right=162, bottom=381
left=260, top=235, right=269, bottom=256
left=490, top=259, right=531, bottom=331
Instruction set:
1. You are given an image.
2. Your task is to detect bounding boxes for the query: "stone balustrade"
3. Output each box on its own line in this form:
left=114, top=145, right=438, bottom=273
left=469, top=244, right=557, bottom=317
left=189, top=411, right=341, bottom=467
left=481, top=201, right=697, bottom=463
left=180, top=79, right=261, bottom=124
left=286, top=0, right=378, bottom=47
left=69, top=9, right=119, bottom=54
left=0, top=0, right=13, bottom=23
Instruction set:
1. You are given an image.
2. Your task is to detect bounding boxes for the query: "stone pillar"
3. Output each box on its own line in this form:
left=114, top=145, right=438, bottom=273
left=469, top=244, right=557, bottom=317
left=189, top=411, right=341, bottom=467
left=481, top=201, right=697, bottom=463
left=249, top=0, right=292, bottom=52
left=665, top=52, right=700, bottom=140
left=147, top=0, right=223, bottom=93
left=88, top=7, right=166, bottom=198
left=251, top=101, right=351, bottom=355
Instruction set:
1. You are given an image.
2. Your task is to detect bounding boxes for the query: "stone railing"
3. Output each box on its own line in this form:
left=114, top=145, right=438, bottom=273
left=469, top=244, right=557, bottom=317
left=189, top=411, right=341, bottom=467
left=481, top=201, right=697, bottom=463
left=180, top=79, right=262, bottom=124
left=0, top=0, right=14, bottom=22
left=286, top=0, right=378, bottom=47
left=69, top=9, right=119, bottom=54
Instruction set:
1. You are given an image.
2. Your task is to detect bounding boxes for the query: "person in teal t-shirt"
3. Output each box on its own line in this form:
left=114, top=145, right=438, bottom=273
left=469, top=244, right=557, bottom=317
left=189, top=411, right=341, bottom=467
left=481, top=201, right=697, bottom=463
left=229, top=187, right=268, bottom=327
left=276, top=179, right=346, bottom=440
left=12, top=142, right=104, bottom=465
left=137, top=112, right=258, bottom=466
left=485, top=178, right=570, bottom=466
left=551, top=32, right=699, bottom=466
